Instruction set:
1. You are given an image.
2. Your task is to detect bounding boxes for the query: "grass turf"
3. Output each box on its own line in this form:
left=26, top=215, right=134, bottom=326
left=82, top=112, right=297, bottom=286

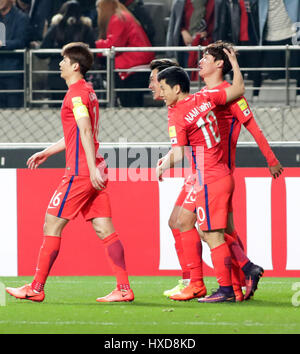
left=0, top=276, right=299, bottom=334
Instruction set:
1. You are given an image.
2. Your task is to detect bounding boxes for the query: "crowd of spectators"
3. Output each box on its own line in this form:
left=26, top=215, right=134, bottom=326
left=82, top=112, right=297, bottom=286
left=0, top=0, right=299, bottom=107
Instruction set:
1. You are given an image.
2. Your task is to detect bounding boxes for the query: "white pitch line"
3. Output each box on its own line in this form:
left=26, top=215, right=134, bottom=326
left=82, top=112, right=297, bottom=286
left=0, top=320, right=297, bottom=329
left=0, top=320, right=159, bottom=326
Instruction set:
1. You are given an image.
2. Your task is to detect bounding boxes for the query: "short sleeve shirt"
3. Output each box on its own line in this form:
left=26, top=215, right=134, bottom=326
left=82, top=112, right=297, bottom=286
left=61, top=79, right=103, bottom=176
left=167, top=89, right=230, bottom=186
left=201, top=81, right=253, bottom=171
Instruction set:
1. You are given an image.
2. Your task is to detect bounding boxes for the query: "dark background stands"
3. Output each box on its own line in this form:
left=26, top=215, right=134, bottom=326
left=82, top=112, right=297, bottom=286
left=0, top=0, right=30, bottom=107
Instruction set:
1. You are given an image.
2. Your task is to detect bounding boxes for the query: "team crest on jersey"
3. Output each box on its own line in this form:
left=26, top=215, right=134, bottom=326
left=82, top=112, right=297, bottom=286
left=89, top=92, right=97, bottom=101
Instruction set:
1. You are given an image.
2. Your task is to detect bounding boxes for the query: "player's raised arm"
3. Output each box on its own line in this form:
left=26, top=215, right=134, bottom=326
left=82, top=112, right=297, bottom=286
left=223, top=48, right=245, bottom=103
left=27, top=137, right=66, bottom=169
left=242, top=116, right=284, bottom=179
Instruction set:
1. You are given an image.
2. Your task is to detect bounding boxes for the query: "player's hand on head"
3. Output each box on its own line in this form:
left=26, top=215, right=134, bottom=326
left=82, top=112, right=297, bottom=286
left=269, top=163, right=283, bottom=179
left=223, top=47, right=237, bottom=63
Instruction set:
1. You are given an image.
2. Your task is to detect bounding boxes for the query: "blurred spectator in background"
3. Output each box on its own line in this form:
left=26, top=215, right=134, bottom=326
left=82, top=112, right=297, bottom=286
left=38, top=0, right=95, bottom=102
left=77, top=0, right=98, bottom=28
left=27, top=0, right=53, bottom=46
left=95, top=0, right=154, bottom=107
left=205, top=1, right=249, bottom=83
left=0, top=0, right=30, bottom=107
left=166, top=0, right=208, bottom=69
left=242, top=0, right=261, bottom=95
left=255, top=0, right=300, bottom=97
left=46, top=0, right=67, bottom=24
left=16, top=0, right=30, bottom=12
left=212, top=0, right=249, bottom=45
left=119, top=0, right=155, bottom=45
left=26, top=1, right=97, bottom=46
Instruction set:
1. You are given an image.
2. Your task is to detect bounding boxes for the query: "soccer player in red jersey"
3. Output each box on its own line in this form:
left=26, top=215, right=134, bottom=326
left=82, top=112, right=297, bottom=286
left=6, top=42, right=134, bottom=303
left=152, top=43, right=283, bottom=301
left=156, top=48, right=245, bottom=303
left=198, top=41, right=283, bottom=300
left=149, top=59, right=194, bottom=296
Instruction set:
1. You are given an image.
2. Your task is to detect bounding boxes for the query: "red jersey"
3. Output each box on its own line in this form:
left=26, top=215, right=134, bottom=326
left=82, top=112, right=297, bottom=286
left=61, top=79, right=103, bottom=176
left=168, top=89, right=230, bottom=186
left=201, top=81, right=278, bottom=172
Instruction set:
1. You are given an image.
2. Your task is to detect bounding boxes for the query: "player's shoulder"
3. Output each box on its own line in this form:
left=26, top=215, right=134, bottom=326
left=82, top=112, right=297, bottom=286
left=200, top=80, right=230, bottom=94
left=197, top=87, right=220, bottom=99
left=168, top=102, right=187, bottom=126
left=229, top=95, right=250, bottom=110
left=69, top=80, right=97, bottom=106
left=193, top=89, right=215, bottom=108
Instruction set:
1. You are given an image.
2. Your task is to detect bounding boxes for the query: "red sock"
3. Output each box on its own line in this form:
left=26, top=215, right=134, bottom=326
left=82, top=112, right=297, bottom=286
left=172, top=229, right=190, bottom=280
left=224, top=233, right=249, bottom=269
left=32, top=235, right=61, bottom=292
left=103, top=232, right=130, bottom=290
left=230, top=229, right=245, bottom=251
left=180, top=228, right=203, bottom=284
left=231, top=255, right=242, bottom=288
left=227, top=230, right=246, bottom=286
left=211, top=242, right=232, bottom=287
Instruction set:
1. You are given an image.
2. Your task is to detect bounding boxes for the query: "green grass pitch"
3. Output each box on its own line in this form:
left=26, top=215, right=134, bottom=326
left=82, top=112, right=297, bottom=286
left=0, top=276, right=299, bottom=334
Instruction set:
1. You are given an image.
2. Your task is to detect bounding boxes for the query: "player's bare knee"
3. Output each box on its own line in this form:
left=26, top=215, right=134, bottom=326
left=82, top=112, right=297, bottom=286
left=168, top=216, right=178, bottom=230
left=198, top=229, right=206, bottom=242
left=177, top=217, right=190, bottom=232
left=43, top=223, right=64, bottom=237
left=43, top=214, right=67, bottom=236
left=94, top=227, right=109, bottom=240
left=92, top=217, right=115, bottom=240
left=201, top=232, right=209, bottom=243
left=177, top=214, right=197, bottom=232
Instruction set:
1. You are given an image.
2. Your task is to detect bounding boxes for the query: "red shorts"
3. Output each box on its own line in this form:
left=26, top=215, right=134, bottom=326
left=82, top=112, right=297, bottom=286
left=182, top=174, right=234, bottom=231
left=46, top=175, right=112, bottom=220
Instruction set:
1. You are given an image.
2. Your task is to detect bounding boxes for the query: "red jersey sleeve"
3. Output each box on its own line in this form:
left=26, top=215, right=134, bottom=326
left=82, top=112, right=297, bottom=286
left=206, top=89, right=227, bottom=106
left=229, top=96, right=253, bottom=124
left=168, top=109, right=188, bottom=147
left=69, top=90, right=90, bottom=122
left=243, top=117, right=279, bottom=167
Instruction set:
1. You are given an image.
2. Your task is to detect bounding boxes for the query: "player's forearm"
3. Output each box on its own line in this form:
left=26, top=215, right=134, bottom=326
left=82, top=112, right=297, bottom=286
left=80, top=128, right=97, bottom=173
left=43, top=138, right=66, bottom=157
left=243, top=117, right=279, bottom=166
left=161, top=146, right=184, bottom=172
left=225, top=61, right=245, bottom=103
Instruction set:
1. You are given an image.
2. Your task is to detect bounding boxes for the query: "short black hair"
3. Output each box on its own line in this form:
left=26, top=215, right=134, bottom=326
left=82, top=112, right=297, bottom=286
left=203, top=40, right=237, bottom=76
left=150, top=58, right=180, bottom=73
left=62, top=42, right=94, bottom=76
left=157, top=66, right=190, bottom=94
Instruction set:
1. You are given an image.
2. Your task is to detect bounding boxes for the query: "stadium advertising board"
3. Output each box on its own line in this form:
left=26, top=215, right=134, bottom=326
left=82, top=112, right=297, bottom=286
left=0, top=167, right=299, bottom=277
